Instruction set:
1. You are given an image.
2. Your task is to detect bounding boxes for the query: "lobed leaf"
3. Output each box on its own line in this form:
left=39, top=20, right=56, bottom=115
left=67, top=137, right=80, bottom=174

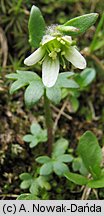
left=7, top=71, right=41, bottom=94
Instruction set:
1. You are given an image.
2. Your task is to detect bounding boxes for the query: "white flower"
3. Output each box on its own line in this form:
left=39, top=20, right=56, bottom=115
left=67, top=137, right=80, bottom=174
left=24, top=35, right=86, bottom=87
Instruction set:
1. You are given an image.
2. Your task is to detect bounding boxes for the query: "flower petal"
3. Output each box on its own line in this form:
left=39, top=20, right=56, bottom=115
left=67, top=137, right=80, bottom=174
left=42, top=56, right=59, bottom=87
left=24, top=47, right=45, bottom=66
left=65, top=46, right=86, bottom=69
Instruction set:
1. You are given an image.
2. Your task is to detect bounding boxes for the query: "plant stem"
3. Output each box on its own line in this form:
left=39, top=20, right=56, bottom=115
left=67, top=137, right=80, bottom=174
left=44, top=91, right=53, bottom=156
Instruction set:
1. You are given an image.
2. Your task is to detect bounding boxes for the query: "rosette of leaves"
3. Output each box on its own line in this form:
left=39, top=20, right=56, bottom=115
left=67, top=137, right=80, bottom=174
left=65, top=131, right=104, bottom=189
left=17, top=172, right=51, bottom=200
left=23, top=123, right=47, bottom=148
left=36, top=138, right=73, bottom=176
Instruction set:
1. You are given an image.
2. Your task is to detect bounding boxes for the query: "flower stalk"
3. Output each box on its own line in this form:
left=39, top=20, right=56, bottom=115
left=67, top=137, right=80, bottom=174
left=44, top=90, right=53, bottom=156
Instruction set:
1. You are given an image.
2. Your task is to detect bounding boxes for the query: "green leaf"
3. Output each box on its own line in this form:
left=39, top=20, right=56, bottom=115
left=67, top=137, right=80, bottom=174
left=80, top=68, right=96, bottom=87
left=91, top=39, right=104, bottom=52
left=72, top=158, right=81, bottom=171
left=10, top=80, right=26, bottom=94
left=79, top=161, right=89, bottom=176
left=26, top=194, right=39, bottom=200
left=20, top=180, right=31, bottom=189
left=58, top=72, right=75, bottom=79
left=30, top=123, right=41, bottom=135
left=28, top=5, right=46, bottom=48
left=7, top=71, right=40, bottom=82
left=7, top=71, right=40, bottom=94
left=29, top=138, right=39, bottom=148
left=87, top=176, right=104, bottom=188
left=90, top=13, right=104, bottom=52
left=17, top=194, right=29, bottom=200
left=52, top=138, right=68, bottom=157
left=60, top=79, right=79, bottom=89
left=37, top=130, right=47, bottom=142
left=6, top=73, right=19, bottom=80
left=23, top=134, right=39, bottom=148
left=36, top=156, right=51, bottom=164
left=65, top=172, right=88, bottom=185
left=29, top=180, right=39, bottom=195
left=46, top=86, right=61, bottom=104
left=75, top=68, right=96, bottom=88
left=63, top=13, right=98, bottom=36
left=17, top=194, right=39, bottom=200
left=24, top=80, right=44, bottom=107
left=37, top=176, right=51, bottom=190
left=61, top=89, right=69, bottom=99
left=78, top=131, right=102, bottom=179
left=56, top=72, right=79, bottom=89
left=17, top=193, right=39, bottom=200
left=57, top=154, right=73, bottom=163
left=70, top=96, right=79, bottom=113
left=23, top=134, right=33, bottom=142
left=19, top=173, right=32, bottom=180
left=72, top=158, right=88, bottom=176
left=53, top=162, right=69, bottom=176
left=40, top=162, right=53, bottom=175
left=16, top=70, right=40, bottom=82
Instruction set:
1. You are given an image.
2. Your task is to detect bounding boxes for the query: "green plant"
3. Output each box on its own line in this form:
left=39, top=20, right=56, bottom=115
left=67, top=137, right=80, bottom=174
left=23, top=123, right=47, bottom=148
left=18, top=172, right=50, bottom=200
left=6, top=5, right=99, bottom=199
left=65, top=131, right=104, bottom=189
left=36, top=138, right=73, bottom=176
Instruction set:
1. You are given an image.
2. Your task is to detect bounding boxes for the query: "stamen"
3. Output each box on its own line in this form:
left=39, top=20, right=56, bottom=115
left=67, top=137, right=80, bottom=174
left=60, top=40, right=65, bottom=45
left=57, top=37, right=61, bottom=41
left=49, top=51, right=57, bottom=59
left=61, top=51, right=65, bottom=56
left=55, top=48, right=61, bottom=53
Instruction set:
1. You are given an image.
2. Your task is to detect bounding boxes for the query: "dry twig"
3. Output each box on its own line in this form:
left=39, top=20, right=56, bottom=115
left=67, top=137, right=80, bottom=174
left=53, top=99, right=72, bottom=134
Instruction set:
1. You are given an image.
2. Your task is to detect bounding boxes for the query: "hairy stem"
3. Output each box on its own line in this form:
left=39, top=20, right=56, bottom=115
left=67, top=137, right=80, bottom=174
left=44, top=91, right=53, bottom=156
